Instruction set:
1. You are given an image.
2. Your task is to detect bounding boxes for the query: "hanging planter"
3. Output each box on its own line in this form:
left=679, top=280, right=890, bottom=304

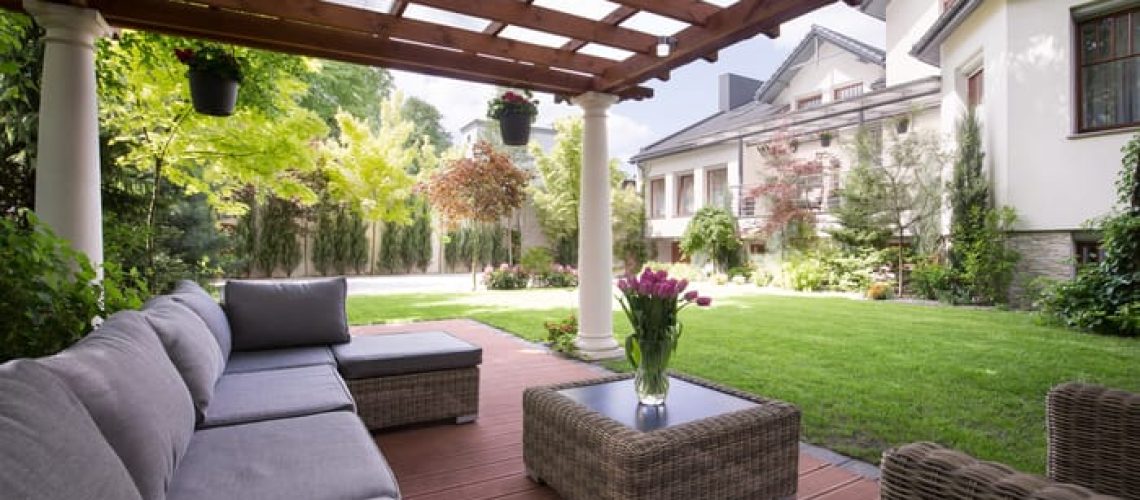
left=895, top=117, right=911, bottom=134
left=176, top=46, right=243, bottom=117
left=820, top=131, right=833, bottom=148
left=487, top=90, right=538, bottom=146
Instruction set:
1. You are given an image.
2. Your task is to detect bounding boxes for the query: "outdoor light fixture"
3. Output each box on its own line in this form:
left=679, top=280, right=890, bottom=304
left=656, top=36, right=676, bottom=57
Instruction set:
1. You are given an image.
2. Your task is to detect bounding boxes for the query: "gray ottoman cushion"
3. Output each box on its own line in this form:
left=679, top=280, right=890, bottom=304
left=40, top=311, right=195, bottom=500
left=169, top=412, right=400, bottom=500
left=224, top=278, right=349, bottom=351
left=223, top=346, right=336, bottom=374
left=171, top=280, right=233, bottom=360
left=0, top=360, right=142, bottom=500
left=333, top=331, right=482, bottom=379
left=201, top=364, right=354, bottom=428
left=143, top=297, right=226, bottom=423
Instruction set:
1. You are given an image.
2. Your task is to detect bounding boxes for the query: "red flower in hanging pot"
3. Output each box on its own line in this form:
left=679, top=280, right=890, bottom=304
left=174, top=48, right=195, bottom=64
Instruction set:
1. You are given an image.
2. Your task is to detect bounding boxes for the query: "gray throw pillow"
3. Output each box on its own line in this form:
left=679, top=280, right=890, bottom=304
left=40, top=311, right=195, bottom=500
left=143, top=296, right=226, bottom=424
left=225, top=278, right=350, bottom=351
left=171, top=280, right=233, bottom=360
left=0, top=360, right=142, bottom=500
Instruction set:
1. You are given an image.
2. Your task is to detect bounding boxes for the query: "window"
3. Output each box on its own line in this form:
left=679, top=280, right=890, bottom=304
left=676, top=174, right=695, bottom=216
left=741, top=196, right=757, bottom=217
left=1075, top=240, right=1104, bottom=266
left=797, top=94, right=823, bottom=110
left=706, top=168, right=728, bottom=208
left=1077, top=8, right=1140, bottom=132
left=833, top=83, right=863, bottom=101
left=967, top=69, right=984, bottom=109
left=649, top=178, right=665, bottom=218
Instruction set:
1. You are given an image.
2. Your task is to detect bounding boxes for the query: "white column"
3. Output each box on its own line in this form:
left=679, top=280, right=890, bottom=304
left=664, top=173, right=677, bottom=219
left=572, top=92, right=621, bottom=360
left=25, top=0, right=110, bottom=270
left=693, top=168, right=707, bottom=211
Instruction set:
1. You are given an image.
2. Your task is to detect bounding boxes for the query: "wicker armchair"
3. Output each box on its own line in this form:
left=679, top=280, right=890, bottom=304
left=881, top=382, right=1140, bottom=500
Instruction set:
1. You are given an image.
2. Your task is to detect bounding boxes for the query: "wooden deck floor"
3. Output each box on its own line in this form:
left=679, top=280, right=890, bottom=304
left=354, top=320, right=880, bottom=500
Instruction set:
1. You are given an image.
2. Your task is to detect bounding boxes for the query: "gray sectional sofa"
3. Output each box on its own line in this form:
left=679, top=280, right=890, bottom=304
left=1, top=278, right=409, bottom=500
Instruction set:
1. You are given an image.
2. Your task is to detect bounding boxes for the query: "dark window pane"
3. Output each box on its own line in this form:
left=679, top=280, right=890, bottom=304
left=1082, top=18, right=1112, bottom=63
left=1134, top=12, right=1140, bottom=53
left=1116, top=15, right=1131, bottom=57
left=1128, top=57, right=1140, bottom=124
left=1083, top=61, right=1123, bottom=128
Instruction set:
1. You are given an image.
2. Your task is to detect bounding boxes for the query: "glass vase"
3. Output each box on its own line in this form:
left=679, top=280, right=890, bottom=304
left=629, top=334, right=675, bottom=406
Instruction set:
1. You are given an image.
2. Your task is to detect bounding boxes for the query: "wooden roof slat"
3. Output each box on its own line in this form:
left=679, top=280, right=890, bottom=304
left=608, top=0, right=718, bottom=26
left=85, top=0, right=652, bottom=99
left=561, top=5, right=637, bottom=53
left=413, top=0, right=657, bottom=56
left=191, top=0, right=616, bottom=76
left=599, top=0, right=839, bottom=93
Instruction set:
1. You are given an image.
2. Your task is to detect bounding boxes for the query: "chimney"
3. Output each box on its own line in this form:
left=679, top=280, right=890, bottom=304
left=718, top=73, right=762, bottom=112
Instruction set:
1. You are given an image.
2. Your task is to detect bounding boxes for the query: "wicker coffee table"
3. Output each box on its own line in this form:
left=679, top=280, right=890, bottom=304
left=523, top=373, right=800, bottom=500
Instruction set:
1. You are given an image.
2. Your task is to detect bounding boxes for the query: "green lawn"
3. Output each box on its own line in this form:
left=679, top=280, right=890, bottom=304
left=347, top=291, right=1140, bottom=473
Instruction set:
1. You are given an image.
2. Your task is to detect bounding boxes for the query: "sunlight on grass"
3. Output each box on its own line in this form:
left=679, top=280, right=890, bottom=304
left=348, top=290, right=1140, bottom=473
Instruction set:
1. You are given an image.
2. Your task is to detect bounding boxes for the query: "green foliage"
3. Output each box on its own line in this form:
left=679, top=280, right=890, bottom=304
left=781, top=254, right=828, bottom=291
left=300, top=60, right=391, bottom=129
left=540, top=265, right=578, bottom=288
left=948, top=110, right=990, bottom=272
left=483, top=264, right=528, bottom=290
left=174, top=45, right=243, bottom=82
left=830, top=126, right=893, bottom=252
left=529, top=117, right=626, bottom=266
left=613, top=184, right=648, bottom=272
left=520, top=247, right=553, bottom=275
left=954, top=207, right=1020, bottom=305
left=378, top=196, right=432, bottom=274
left=543, top=315, right=578, bottom=355
left=1037, top=134, right=1140, bottom=336
left=400, top=96, right=451, bottom=174
left=777, top=246, right=884, bottom=292
left=911, top=260, right=953, bottom=301
left=679, top=206, right=742, bottom=272
left=0, top=12, right=40, bottom=215
left=1, top=214, right=147, bottom=362
left=865, top=282, right=894, bottom=301
left=444, top=223, right=511, bottom=272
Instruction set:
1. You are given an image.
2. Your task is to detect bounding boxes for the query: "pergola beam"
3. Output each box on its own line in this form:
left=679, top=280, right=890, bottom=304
left=85, top=0, right=652, bottom=99
left=190, top=0, right=617, bottom=76
left=599, top=0, right=838, bottom=93
left=608, top=0, right=718, bottom=26
left=413, top=0, right=658, bottom=56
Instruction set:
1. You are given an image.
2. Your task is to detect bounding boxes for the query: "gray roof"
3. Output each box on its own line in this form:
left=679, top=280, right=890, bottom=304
left=632, top=26, right=885, bottom=163
left=911, top=0, right=984, bottom=66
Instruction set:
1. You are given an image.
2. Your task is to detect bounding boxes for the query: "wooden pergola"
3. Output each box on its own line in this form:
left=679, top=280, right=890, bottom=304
left=4, top=0, right=860, bottom=359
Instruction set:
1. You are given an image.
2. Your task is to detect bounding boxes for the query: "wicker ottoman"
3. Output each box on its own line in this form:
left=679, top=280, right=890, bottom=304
left=523, top=373, right=800, bottom=500
left=332, top=331, right=481, bottom=430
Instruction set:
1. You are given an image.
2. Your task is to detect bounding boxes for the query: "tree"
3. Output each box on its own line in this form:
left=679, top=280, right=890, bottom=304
left=529, top=117, right=624, bottom=264
left=324, top=94, right=418, bottom=274
left=679, top=206, right=742, bottom=272
left=829, top=126, right=893, bottom=252
left=948, top=110, right=990, bottom=272
left=750, top=132, right=827, bottom=253
left=612, top=184, right=647, bottom=272
left=400, top=97, right=451, bottom=174
left=300, top=60, right=392, bottom=129
left=0, top=13, right=41, bottom=215
left=425, top=140, right=528, bottom=289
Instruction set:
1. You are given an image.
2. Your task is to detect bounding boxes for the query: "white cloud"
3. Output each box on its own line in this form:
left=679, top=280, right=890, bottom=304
left=775, top=3, right=884, bottom=50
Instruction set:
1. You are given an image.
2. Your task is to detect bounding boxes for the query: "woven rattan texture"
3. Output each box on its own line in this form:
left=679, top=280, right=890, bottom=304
left=1047, top=383, right=1140, bottom=499
left=347, top=366, right=479, bottom=430
left=523, top=372, right=800, bottom=500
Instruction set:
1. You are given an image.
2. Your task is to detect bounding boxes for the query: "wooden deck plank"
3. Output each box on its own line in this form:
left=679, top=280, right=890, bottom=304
left=355, top=320, right=880, bottom=499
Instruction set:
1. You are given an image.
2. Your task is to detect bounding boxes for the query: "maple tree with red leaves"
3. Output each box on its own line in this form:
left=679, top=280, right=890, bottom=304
left=423, top=141, right=529, bottom=288
left=749, top=131, right=829, bottom=250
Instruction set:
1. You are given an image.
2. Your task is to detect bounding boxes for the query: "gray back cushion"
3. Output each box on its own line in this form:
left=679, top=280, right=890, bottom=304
left=171, top=280, right=233, bottom=360
left=0, top=360, right=142, bottom=500
left=225, top=278, right=350, bottom=351
left=40, top=311, right=196, bottom=500
left=143, top=297, right=226, bottom=424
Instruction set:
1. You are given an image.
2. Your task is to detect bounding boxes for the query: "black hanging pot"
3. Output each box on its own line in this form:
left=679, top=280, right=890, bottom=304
left=498, top=112, right=532, bottom=146
left=189, top=70, right=239, bottom=117
left=820, top=134, right=832, bottom=148
left=896, top=117, right=910, bottom=134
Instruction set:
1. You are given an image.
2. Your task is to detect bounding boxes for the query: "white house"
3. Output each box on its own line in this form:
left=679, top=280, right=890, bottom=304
left=635, top=0, right=1137, bottom=297
left=632, top=24, right=941, bottom=262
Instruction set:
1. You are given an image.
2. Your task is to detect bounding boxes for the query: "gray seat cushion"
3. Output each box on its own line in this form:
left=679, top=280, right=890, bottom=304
left=169, top=411, right=400, bottom=500
left=224, top=278, right=349, bottom=351
left=143, top=297, right=226, bottom=423
left=171, top=280, right=233, bottom=360
left=223, top=346, right=336, bottom=374
left=201, top=364, right=355, bottom=428
left=40, top=311, right=195, bottom=500
left=0, top=360, right=143, bottom=500
left=332, top=331, right=482, bottom=379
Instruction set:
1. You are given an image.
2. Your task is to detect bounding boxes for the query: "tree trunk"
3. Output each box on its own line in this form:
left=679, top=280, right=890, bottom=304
left=897, top=228, right=905, bottom=297
left=471, top=256, right=477, bottom=291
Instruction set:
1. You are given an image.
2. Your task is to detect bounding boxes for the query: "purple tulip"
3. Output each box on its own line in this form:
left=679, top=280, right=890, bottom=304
left=654, top=269, right=668, bottom=281
left=683, top=290, right=699, bottom=301
left=638, top=280, right=655, bottom=296
left=676, top=279, right=689, bottom=294
left=640, top=268, right=656, bottom=284
left=655, top=282, right=673, bottom=298
left=617, top=279, right=629, bottom=292
left=696, top=296, right=712, bottom=307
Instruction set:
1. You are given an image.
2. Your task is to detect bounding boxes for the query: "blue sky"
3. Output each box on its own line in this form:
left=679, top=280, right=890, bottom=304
left=390, top=3, right=884, bottom=164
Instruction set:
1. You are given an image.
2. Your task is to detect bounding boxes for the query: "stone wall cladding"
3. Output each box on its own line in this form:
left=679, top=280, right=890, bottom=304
left=1008, top=231, right=1075, bottom=307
